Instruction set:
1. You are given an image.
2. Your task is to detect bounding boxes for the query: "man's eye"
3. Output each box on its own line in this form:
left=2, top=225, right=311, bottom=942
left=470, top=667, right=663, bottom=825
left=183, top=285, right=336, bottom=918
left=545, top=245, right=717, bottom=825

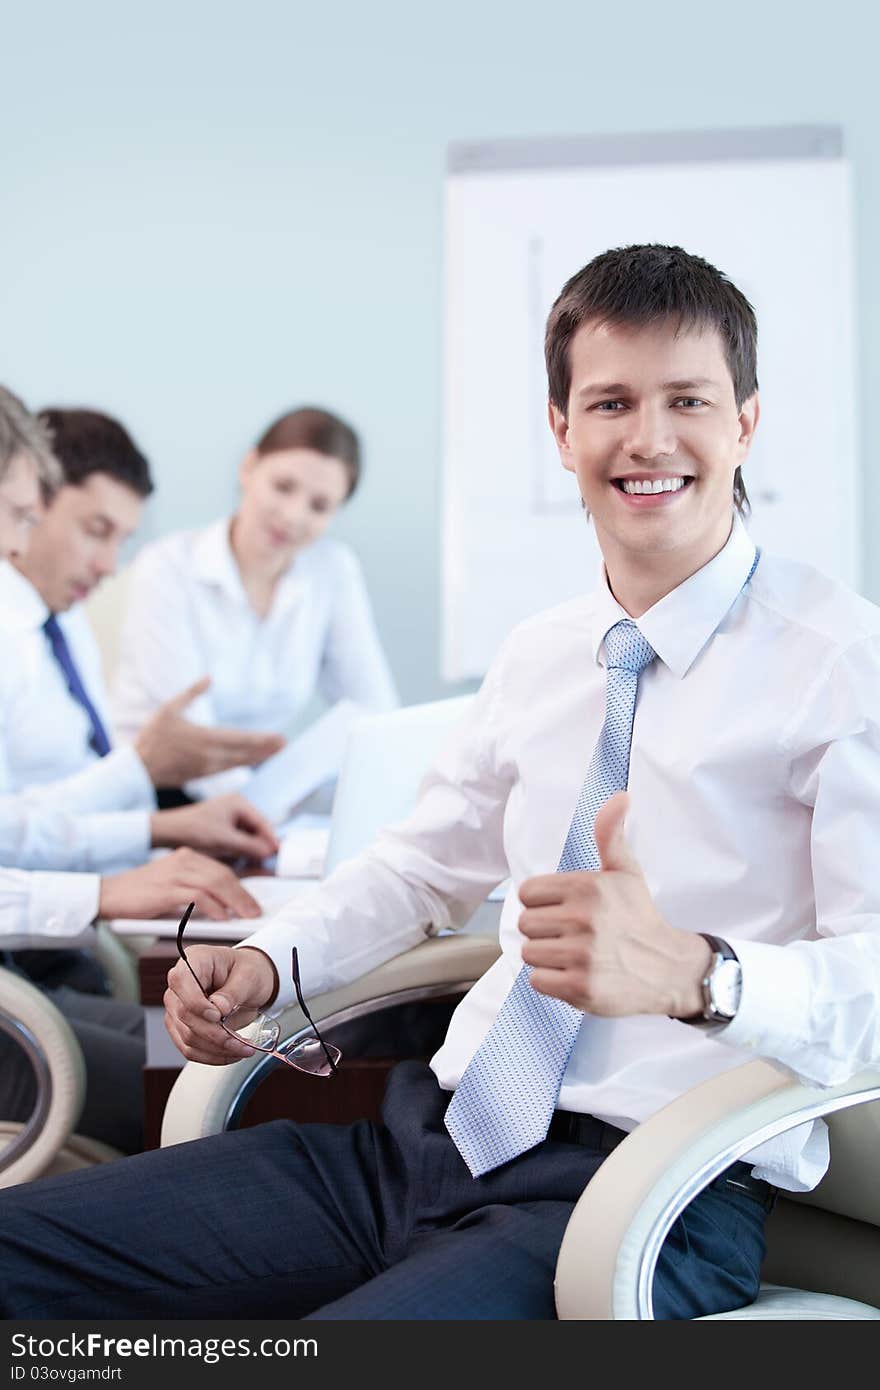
left=594, top=400, right=625, bottom=412
left=676, top=397, right=706, bottom=408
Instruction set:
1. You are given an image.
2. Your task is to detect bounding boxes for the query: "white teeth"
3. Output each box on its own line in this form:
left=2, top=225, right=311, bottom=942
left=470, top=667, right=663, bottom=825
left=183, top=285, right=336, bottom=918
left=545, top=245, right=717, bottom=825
left=620, top=477, right=688, bottom=495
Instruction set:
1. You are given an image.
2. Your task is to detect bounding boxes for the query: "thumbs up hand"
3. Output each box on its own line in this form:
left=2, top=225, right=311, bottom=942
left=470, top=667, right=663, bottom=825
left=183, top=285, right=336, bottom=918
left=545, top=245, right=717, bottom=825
left=518, top=792, right=711, bottom=1019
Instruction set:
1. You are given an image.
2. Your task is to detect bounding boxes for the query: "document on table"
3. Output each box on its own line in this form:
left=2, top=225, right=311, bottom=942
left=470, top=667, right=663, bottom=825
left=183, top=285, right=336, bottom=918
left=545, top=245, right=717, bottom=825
left=271, top=813, right=331, bottom=878
left=240, top=699, right=363, bottom=822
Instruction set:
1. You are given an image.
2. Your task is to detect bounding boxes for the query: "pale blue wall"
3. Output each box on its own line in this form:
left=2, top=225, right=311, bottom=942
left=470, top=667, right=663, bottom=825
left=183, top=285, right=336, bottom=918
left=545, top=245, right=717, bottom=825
left=2, top=0, right=878, bottom=701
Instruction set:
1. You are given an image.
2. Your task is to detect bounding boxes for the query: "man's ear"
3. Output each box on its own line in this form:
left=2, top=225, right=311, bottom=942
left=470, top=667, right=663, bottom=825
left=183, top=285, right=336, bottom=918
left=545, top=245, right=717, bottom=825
left=238, top=448, right=260, bottom=488
left=737, top=392, right=760, bottom=458
left=548, top=401, right=576, bottom=473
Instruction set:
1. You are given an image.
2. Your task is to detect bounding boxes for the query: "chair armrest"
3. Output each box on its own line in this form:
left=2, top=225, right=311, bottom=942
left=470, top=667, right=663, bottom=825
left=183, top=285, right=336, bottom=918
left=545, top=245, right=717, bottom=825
left=161, top=933, right=501, bottom=1147
left=92, top=922, right=141, bottom=1003
left=554, top=1059, right=880, bottom=1320
left=0, top=966, right=86, bottom=1188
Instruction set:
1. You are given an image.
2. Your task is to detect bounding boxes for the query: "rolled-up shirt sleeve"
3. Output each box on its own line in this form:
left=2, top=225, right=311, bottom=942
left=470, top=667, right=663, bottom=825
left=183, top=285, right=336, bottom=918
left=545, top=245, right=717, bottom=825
left=0, top=867, right=101, bottom=949
left=718, top=635, right=880, bottom=1084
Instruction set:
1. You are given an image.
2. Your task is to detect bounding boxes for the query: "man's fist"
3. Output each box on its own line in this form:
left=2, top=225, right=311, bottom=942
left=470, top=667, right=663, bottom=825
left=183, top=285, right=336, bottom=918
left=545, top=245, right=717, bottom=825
left=164, top=942, right=279, bottom=1065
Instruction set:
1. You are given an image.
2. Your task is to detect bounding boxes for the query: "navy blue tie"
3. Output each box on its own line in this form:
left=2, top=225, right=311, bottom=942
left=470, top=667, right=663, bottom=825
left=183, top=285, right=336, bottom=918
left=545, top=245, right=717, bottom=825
left=43, top=614, right=112, bottom=758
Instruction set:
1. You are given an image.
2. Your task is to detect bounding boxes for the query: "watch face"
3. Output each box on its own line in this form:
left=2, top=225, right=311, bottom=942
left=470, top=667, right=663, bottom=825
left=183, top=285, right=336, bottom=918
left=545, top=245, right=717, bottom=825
left=710, top=959, right=742, bottom=1018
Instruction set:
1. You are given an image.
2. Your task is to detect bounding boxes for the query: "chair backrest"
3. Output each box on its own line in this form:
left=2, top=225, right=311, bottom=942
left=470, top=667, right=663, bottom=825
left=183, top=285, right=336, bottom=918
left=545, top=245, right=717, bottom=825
left=793, top=1101, right=880, bottom=1227
left=761, top=1103, right=880, bottom=1308
left=83, top=565, right=133, bottom=683
left=324, top=695, right=475, bottom=872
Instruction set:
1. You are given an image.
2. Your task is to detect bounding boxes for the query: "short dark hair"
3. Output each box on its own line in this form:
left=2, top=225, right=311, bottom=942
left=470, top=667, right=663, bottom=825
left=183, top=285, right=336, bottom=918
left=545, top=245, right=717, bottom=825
left=255, top=406, right=361, bottom=498
left=544, top=244, right=758, bottom=515
left=38, top=408, right=154, bottom=499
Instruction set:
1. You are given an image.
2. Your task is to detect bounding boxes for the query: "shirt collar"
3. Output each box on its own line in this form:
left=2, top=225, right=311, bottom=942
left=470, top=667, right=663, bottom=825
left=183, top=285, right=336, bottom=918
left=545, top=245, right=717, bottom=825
left=191, top=519, right=245, bottom=599
left=0, top=561, right=50, bottom=633
left=590, top=513, right=758, bottom=679
left=191, top=518, right=305, bottom=612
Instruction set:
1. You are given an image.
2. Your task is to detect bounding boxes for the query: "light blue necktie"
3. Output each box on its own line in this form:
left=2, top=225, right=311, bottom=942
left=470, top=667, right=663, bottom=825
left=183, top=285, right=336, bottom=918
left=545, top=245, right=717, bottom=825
left=444, top=619, right=657, bottom=1177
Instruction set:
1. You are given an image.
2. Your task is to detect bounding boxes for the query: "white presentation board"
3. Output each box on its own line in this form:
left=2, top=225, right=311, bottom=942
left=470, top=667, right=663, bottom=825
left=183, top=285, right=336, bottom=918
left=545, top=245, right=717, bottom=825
left=442, top=126, right=858, bottom=680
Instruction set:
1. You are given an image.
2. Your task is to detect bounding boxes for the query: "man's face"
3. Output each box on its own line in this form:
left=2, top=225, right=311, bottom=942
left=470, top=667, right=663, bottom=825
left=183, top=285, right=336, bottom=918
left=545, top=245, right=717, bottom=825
left=14, top=472, right=144, bottom=611
left=0, top=453, right=42, bottom=562
left=549, top=317, right=759, bottom=573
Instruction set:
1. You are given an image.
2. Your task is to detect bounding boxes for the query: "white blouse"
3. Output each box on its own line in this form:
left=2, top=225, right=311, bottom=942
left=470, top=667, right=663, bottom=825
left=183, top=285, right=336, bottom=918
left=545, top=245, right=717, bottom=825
left=112, top=520, right=398, bottom=793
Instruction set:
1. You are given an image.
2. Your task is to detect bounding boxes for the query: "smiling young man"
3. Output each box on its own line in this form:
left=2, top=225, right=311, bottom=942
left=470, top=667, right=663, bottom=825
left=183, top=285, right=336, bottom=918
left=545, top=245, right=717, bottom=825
left=1, top=245, right=878, bottom=1321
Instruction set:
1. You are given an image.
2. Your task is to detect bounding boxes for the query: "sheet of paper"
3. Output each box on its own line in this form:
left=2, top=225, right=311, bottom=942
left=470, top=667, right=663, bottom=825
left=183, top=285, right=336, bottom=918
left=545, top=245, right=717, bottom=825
left=240, top=699, right=363, bottom=822
left=273, top=814, right=331, bottom=878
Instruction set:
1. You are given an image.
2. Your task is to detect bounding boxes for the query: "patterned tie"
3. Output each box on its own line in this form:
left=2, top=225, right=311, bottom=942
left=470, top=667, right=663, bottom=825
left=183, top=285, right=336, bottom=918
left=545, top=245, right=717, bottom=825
left=444, top=619, right=656, bottom=1177
left=43, top=614, right=112, bottom=758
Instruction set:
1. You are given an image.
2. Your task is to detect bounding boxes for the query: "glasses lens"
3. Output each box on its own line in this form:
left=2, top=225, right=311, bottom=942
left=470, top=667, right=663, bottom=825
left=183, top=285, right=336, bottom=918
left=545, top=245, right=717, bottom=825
left=221, top=1006, right=281, bottom=1051
left=282, top=1036, right=342, bottom=1077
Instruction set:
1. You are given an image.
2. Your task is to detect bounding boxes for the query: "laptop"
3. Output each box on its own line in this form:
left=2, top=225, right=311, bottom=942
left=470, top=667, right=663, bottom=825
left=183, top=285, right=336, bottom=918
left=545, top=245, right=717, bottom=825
left=110, top=695, right=482, bottom=937
left=319, top=694, right=476, bottom=873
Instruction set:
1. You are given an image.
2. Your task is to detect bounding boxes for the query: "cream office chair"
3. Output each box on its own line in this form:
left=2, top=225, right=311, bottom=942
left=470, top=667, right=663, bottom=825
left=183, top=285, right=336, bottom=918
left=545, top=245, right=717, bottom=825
left=161, top=934, right=880, bottom=1320
left=0, top=966, right=123, bottom=1188
left=84, top=564, right=133, bottom=687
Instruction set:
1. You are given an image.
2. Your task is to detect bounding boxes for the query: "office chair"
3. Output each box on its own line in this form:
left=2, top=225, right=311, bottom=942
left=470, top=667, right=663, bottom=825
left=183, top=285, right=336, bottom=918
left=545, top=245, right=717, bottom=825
left=84, top=564, right=133, bottom=687
left=162, top=933, right=880, bottom=1319
left=0, top=966, right=123, bottom=1188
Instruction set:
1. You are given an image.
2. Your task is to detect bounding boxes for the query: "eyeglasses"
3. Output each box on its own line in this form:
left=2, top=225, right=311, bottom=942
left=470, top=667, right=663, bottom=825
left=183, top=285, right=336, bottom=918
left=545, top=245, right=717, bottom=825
left=176, top=902, right=341, bottom=1077
left=0, top=492, right=40, bottom=533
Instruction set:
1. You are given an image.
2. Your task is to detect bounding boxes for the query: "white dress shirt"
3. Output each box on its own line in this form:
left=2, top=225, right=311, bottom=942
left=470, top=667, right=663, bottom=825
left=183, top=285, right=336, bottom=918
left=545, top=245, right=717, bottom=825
left=0, top=562, right=153, bottom=879
left=0, top=867, right=100, bottom=948
left=242, top=515, right=880, bottom=1193
left=111, top=520, right=399, bottom=796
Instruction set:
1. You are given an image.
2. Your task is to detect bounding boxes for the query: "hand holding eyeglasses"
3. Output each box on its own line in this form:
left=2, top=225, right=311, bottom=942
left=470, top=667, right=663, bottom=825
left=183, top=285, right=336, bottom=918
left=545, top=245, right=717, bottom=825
left=165, top=904, right=340, bottom=1076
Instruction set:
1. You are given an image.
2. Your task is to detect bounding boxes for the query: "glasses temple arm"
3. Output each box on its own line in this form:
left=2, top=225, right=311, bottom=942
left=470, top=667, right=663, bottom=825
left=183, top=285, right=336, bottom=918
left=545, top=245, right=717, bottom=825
left=291, top=947, right=339, bottom=1073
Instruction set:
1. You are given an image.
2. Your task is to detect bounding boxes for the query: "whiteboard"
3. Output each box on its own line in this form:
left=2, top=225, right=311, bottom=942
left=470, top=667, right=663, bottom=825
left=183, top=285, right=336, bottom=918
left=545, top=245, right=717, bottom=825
left=442, top=127, right=858, bottom=680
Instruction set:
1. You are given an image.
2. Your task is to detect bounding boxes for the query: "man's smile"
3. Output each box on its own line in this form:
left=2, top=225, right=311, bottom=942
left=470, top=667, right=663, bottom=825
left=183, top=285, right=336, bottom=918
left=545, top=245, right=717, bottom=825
left=610, top=474, right=695, bottom=507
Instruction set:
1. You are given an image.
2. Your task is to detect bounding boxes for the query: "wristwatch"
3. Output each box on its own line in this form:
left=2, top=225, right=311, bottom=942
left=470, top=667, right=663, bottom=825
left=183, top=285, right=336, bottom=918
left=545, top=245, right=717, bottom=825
left=679, top=934, right=741, bottom=1025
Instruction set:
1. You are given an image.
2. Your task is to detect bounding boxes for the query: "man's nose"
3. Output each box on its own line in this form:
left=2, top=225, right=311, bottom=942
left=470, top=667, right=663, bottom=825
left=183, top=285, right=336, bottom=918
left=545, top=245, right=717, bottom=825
left=95, top=542, right=120, bottom=578
left=622, top=405, right=676, bottom=461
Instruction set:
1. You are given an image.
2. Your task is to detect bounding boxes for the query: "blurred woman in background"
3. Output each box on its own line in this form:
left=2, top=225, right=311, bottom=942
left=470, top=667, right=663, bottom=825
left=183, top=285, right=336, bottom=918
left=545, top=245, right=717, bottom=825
left=113, top=406, right=398, bottom=801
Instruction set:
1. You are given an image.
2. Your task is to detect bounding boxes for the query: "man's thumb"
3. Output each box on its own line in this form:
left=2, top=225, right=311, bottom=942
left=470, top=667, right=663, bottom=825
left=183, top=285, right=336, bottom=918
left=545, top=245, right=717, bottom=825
left=169, top=674, right=212, bottom=712
left=594, top=791, right=638, bottom=873
left=209, top=991, right=235, bottom=1018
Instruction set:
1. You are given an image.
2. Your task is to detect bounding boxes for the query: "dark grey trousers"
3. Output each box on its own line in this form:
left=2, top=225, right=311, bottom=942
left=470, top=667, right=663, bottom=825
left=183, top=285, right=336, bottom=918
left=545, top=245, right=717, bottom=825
left=0, top=1060, right=769, bottom=1319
